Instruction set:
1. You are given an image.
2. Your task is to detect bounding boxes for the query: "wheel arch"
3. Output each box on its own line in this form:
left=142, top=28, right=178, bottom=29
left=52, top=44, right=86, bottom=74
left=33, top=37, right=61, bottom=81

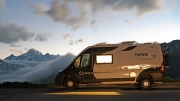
left=136, top=74, right=153, bottom=84
left=62, top=75, right=79, bottom=86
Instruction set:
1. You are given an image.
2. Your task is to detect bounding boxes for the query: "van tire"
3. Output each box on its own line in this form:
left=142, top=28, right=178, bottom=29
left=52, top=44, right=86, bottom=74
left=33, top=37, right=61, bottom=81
left=64, top=78, right=77, bottom=90
left=139, top=77, right=152, bottom=90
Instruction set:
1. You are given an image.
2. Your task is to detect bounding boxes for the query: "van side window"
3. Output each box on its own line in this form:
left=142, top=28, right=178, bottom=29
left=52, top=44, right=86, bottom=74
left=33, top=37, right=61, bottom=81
left=81, top=54, right=90, bottom=67
left=74, top=56, right=81, bottom=68
left=96, top=55, right=113, bottom=64
left=74, top=54, right=90, bottom=68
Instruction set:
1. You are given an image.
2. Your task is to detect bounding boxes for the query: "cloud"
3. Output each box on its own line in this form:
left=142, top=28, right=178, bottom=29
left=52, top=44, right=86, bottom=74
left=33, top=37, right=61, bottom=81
left=46, top=0, right=88, bottom=29
left=90, top=19, right=98, bottom=31
left=124, top=19, right=131, bottom=24
left=33, top=3, right=49, bottom=15
left=10, top=44, right=21, bottom=47
left=0, top=0, right=5, bottom=9
left=75, top=39, right=84, bottom=44
left=0, top=53, right=75, bottom=83
left=69, top=40, right=74, bottom=45
left=35, top=33, right=51, bottom=42
left=69, top=39, right=84, bottom=45
left=10, top=49, right=23, bottom=55
left=20, top=53, right=75, bottom=83
left=0, top=22, right=35, bottom=45
left=90, top=19, right=98, bottom=26
left=24, top=48, right=28, bottom=51
left=34, top=0, right=163, bottom=29
left=63, top=34, right=72, bottom=40
left=90, top=0, right=163, bottom=16
left=0, top=22, right=51, bottom=46
left=169, top=0, right=177, bottom=8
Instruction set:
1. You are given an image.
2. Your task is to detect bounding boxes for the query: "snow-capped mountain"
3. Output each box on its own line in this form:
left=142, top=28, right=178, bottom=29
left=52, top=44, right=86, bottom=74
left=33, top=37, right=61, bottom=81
left=5, top=48, right=60, bottom=62
left=0, top=59, right=25, bottom=74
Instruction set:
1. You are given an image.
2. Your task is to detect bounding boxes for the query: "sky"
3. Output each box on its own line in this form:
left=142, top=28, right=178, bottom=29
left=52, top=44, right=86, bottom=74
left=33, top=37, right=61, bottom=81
left=0, top=0, right=180, bottom=59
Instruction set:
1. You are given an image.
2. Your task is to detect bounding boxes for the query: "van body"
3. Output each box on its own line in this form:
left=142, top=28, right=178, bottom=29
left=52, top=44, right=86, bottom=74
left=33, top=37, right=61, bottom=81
left=55, top=41, right=169, bottom=90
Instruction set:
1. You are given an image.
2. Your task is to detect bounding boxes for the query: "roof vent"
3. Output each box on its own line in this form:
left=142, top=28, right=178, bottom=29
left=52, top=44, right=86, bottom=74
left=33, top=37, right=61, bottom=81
left=94, top=42, right=106, bottom=46
left=144, top=42, right=159, bottom=44
left=120, top=41, right=136, bottom=45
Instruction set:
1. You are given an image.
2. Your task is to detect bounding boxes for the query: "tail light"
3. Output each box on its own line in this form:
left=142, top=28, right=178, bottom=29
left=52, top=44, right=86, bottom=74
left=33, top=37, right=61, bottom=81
left=160, top=62, right=164, bottom=73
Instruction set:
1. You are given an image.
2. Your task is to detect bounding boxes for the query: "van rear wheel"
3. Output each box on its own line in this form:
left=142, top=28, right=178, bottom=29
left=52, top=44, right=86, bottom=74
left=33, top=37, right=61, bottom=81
left=64, top=78, right=77, bottom=90
left=139, top=77, right=152, bottom=90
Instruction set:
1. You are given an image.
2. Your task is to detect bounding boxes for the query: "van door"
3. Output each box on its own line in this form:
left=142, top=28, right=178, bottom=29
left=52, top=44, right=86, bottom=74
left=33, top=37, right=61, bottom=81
left=65, top=48, right=93, bottom=84
left=73, top=53, right=92, bottom=83
left=119, top=51, right=136, bottom=82
left=119, top=65, right=134, bottom=81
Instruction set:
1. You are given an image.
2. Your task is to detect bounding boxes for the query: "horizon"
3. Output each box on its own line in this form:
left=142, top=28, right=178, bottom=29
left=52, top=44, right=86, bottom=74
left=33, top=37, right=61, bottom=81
left=0, top=0, right=180, bottom=59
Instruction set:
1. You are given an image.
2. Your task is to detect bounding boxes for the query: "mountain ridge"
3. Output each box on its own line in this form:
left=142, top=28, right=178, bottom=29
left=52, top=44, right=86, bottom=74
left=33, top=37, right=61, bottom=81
left=4, top=48, right=60, bottom=62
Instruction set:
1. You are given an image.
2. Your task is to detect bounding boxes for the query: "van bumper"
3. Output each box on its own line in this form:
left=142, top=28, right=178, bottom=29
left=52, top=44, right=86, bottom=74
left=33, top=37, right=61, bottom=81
left=55, top=72, right=64, bottom=86
left=152, top=73, right=164, bottom=82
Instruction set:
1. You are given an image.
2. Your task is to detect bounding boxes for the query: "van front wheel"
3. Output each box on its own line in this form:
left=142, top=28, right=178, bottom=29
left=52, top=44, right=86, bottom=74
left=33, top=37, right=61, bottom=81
left=139, top=77, right=152, bottom=90
left=64, top=78, right=77, bottom=90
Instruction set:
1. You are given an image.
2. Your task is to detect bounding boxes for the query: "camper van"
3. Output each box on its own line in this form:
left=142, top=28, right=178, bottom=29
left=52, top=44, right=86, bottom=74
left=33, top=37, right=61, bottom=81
left=55, top=41, right=170, bottom=90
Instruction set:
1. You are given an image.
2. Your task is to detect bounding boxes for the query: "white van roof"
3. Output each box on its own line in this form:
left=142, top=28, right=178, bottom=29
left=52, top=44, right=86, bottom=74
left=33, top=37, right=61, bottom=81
left=94, top=41, right=159, bottom=46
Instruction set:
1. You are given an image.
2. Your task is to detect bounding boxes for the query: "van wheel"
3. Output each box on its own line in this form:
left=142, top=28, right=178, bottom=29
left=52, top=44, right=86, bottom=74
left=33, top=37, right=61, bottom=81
left=139, top=77, right=152, bottom=90
left=64, top=78, right=77, bottom=90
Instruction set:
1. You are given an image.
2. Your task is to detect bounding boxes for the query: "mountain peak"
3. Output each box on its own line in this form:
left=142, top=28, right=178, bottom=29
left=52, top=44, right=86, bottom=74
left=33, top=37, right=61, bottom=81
left=4, top=54, right=16, bottom=60
left=45, top=53, right=50, bottom=55
left=10, top=54, right=15, bottom=56
left=27, top=48, right=42, bottom=56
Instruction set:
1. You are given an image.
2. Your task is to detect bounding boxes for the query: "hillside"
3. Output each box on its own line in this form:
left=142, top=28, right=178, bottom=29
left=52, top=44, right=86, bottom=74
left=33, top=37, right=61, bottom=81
left=161, top=40, right=180, bottom=79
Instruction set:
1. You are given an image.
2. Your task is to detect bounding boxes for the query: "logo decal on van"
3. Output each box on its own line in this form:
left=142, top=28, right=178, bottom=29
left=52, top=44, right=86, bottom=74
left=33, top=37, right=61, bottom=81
left=151, top=54, right=157, bottom=58
left=135, top=53, right=148, bottom=57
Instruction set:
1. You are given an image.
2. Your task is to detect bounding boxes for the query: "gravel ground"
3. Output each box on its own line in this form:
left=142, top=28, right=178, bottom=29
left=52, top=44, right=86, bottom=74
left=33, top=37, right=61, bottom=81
left=153, top=83, right=180, bottom=88
left=0, top=83, right=180, bottom=100
left=0, top=88, right=47, bottom=100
